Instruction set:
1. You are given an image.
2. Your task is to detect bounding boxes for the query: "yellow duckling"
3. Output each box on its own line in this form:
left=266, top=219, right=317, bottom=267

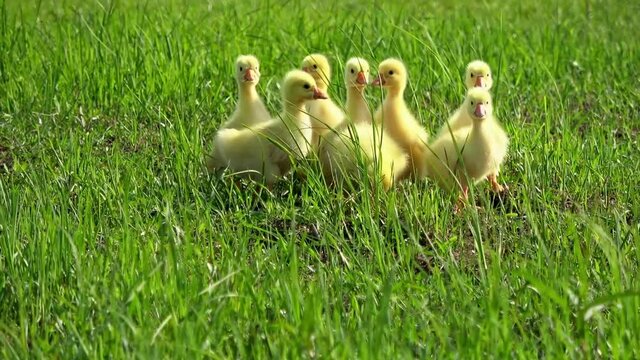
left=425, top=88, right=509, bottom=209
left=319, top=57, right=407, bottom=190
left=436, top=60, right=507, bottom=191
left=436, top=60, right=493, bottom=137
left=207, top=70, right=327, bottom=184
left=344, top=57, right=373, bottom=123
left=221, top=55, right=271, bottom=130
left=372, top=58, right=429, bottom=180
left=301, top=53, right=346, bottom=148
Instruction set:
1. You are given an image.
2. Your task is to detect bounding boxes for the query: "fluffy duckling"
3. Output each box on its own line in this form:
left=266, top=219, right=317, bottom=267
left=344, top=57, right=373, bottom=123
left=221, top=55, right=271, bottom=130
left=425, top=88, right=509, bottom=208
left=319, top=57, right=407, bottom=190
left=436, top=60, right=493, bottom=137
left=436, top=60, right=507, bottom=190
left=207, top=70, right=327, bottom=184
left=372, top=58, right=429, bottom=180
left=301, top=54, right=346, bottom=148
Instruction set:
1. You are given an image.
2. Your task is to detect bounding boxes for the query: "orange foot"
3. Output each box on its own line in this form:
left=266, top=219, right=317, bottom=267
left=487, top=174, right=508, bottom=193
left=454, top=186, right=469, bottom=214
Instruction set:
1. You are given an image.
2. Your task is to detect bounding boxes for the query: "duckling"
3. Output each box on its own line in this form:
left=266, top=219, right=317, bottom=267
left=436, top=60, right=507, bottom=191
left=344, top=57, right=373, bottom=123
left=372, top=58, right=429, bottom=180
left=435, top=60, right=493, bottom=137
left=221, top=55, right=271, bottom=130
left=319, top=57, right=407, bottom=190
left=207, top=70, right=327, bottom=184
left=301, top=54, right=346, bottom=148
left=425, top=88, right=509, bottom=208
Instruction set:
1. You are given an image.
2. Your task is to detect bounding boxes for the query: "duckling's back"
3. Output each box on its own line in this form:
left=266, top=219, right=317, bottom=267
left=436, top=108, right=472, bottom=138
left=320, top=123, right=407, bottom=190
left=223, top=100, right=271, bottom=130
left=425, top=128, right=471, bottom=190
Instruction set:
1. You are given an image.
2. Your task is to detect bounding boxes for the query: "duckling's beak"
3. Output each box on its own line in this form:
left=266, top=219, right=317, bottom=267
left=313, top=87, right=328, bottom=99
left=474, top=75, right=484, bottom=88
left=371, top=74, right=385, bottom=86
left=356, top=71, right=367, bottom=85
left=244, top=69, right=255, bottom=82
left=474, top=103, right=486, bottom=118
left=302, top=66, right=311, bottom=73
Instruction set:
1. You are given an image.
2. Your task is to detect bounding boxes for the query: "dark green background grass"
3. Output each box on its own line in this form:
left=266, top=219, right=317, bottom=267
left=1, top=0, right=639, bottom=357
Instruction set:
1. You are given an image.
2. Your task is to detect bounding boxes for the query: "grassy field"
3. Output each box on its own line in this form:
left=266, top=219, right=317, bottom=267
left=1, top=0, right=639, bottom=357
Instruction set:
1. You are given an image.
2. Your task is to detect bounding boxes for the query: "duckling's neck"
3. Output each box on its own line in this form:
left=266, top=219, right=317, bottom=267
left=284, top=101, right=309, bottom=124
left=385, top=86, right=405, bottom=99
left=470, top=117, right=492, bottom=137
left=238, top=85, right=260, bottom=105
left=383, top=88, right=406, bottom=109
left=346, top=87, right=370, bottom=123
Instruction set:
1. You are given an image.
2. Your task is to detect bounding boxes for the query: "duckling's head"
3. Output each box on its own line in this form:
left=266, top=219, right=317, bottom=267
left=301, top=54, right=331, bottom=89
left=371, top=58, right=407, bottom=91
left=282, top=70, right=328, bottom=104
left=465, top=60, right=492, bottom=90
left=344, top=57, right=370, bottom=89
left=464, top=88, right=493, bottom=122
left=235, top=55, right=261, bottom=85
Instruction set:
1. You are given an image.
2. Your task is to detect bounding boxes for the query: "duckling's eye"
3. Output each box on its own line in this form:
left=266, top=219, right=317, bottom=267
left=303, top=84, right=311, bottom=89
left=470, top=101, right=474, bottom=105
left=239, top=67, right=243, bottom=71
left=388, top=70, right=394, bottom=75
left=485, top=101, right=489, bottom=105
left=487, top=73, right=490, bottom=77
left=470, top=73, right=474, bottom=77
left=313, top=64, right=318, bottom=69
left=350, top=69, right=355, bottom=74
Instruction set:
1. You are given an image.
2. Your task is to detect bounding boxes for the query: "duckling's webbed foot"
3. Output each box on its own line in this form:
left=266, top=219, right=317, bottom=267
left=454, top=185, right=469, bottom=214
left=487, top=174, right=507, bottom=193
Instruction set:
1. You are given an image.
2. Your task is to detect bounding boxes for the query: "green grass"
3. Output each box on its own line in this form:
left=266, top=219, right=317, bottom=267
left=1, top=0, right=639, bottom=357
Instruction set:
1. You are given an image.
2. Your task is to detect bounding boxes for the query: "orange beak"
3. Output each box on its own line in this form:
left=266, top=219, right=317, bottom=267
left=474, top=103, right=486, bottom=118
left=474, top=75, right=484, bottom=88
left=244, top=69, right=255, bottom=82
left=313, top=87, right=328, bottom=99
left=371, top=74, right=384, bottom=86
left=356, top=71, right=367, bottom=85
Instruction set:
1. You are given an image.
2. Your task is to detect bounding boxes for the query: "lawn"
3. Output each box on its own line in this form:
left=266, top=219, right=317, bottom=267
left=1, top=0, right=639, bottom=357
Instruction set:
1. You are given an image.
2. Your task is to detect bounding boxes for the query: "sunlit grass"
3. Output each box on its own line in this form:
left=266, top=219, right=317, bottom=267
left=1, top=0, right=639, bottom=357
